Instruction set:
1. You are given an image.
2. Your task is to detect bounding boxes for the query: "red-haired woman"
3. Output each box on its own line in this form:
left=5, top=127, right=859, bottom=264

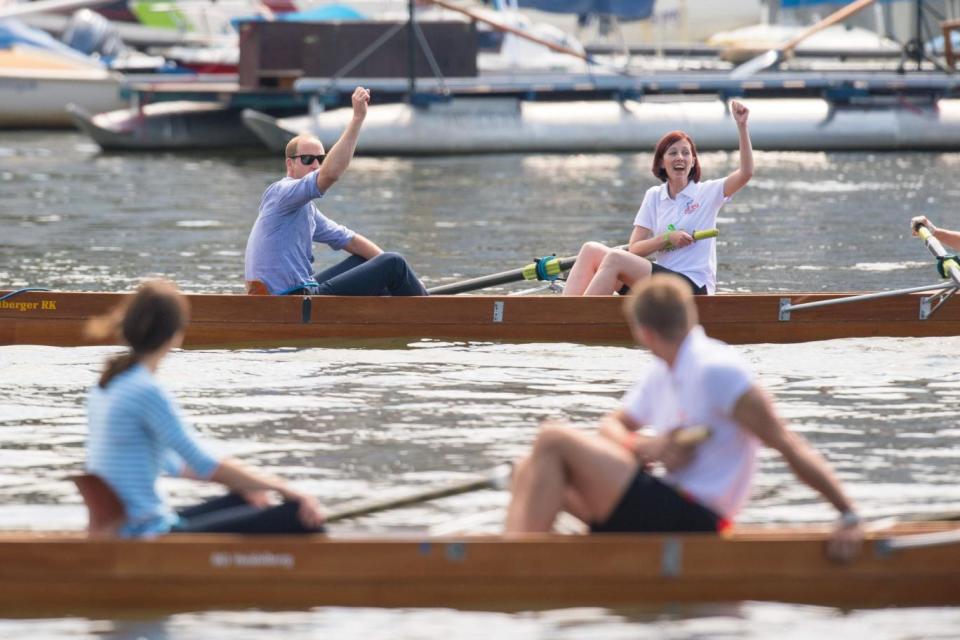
left=563, top=101, right=753, bottom=296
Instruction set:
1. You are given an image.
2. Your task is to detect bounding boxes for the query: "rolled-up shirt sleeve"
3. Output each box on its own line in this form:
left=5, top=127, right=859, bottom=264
left=313, top=210, right=356, bottom=250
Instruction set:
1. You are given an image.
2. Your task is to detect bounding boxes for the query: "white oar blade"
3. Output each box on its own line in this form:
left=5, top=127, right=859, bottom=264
left=729, top=49, right=781, bottom=80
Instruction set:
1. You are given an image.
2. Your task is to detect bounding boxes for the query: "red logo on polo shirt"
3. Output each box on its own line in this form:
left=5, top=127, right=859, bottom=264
left=684, top=202, right=700, bottom=215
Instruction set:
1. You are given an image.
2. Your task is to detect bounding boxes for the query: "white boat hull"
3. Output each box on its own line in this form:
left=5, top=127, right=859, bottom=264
left=248, top=97, right=960, bottom=154
left=0, top=68, right=123, bottom=128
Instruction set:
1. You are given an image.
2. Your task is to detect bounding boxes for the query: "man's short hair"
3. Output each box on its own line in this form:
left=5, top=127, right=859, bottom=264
left=284, top=133, right=317, bottom=159
left=623, top=274, right=698, bottom=341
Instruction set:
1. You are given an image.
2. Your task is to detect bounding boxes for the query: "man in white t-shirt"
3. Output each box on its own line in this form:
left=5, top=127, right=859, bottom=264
left=505, top=274, right=864, bottom=561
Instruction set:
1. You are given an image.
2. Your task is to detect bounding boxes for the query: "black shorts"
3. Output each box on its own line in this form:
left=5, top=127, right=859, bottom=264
left=618, top=264, right=707, bottom=296
left=590, top=470, right=724, bottom=534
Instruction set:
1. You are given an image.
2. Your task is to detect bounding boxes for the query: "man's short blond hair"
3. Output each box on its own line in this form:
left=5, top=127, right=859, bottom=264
left=623, top=274, right=698, bottom=342
left=284, top=133, right=318, bottom=158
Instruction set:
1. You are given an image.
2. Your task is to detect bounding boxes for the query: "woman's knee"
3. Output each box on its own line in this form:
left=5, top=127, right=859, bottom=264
left=579, top=241, right=609, bottom=261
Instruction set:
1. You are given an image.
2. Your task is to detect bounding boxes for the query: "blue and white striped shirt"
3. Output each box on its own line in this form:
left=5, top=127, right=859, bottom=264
left=86, top=364, right=220, bottom=538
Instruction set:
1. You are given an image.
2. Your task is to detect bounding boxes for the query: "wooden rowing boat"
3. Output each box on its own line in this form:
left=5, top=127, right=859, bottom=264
left=0, top=522, right=956, bottom=613
left=2, top=290, right=959, bottom=348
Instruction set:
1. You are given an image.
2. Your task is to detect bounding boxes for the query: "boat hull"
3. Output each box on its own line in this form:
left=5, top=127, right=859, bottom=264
left=247, top=97, right=960, bottom=154
left=0, top=67, right=123, bottom=128
left=0, top=523, right=957, bottom=613
left=1, top=290, right=959, bottom=347
left=68, top=101, right=265, bottom=150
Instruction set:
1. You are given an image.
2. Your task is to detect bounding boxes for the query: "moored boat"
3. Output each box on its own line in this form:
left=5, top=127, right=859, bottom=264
left=0, top=522, right=957, bottom=613
left=67, top=100, right=264, bottom=150
left=2, top=289, right=959, bottom=348
left=243, top=95, right=960, bottom=155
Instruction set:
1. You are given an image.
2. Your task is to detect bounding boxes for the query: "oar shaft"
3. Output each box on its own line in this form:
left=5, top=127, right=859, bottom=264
left=326, top=464, right=511, bottom=523
left=427, top=229, right=718, bottom=296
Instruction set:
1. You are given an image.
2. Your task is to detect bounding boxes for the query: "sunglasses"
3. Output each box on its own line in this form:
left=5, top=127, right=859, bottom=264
left=289, top=154, right=325, bottom=166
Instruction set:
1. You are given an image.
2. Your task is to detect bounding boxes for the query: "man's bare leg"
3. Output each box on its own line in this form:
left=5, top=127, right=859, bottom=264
left=505, top=421, right=639, bottom=533
left=583, top=252, right=653, bottom=296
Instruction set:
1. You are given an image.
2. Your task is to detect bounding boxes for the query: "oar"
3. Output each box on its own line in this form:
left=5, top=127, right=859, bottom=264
left=728, top=0, right=878, bottom=80
left=326, top=463, right=512, bottom=523
left=0, top=0, right=118, bottom=19
left=427, top=229, right=719, bottom=296
left=914, top=222, right=960, bottom=287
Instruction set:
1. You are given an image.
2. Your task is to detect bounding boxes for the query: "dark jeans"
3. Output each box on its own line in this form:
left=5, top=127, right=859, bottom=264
left=170, top=493, right=324, bottom=535
left=304, top=252, right=427, bottom=296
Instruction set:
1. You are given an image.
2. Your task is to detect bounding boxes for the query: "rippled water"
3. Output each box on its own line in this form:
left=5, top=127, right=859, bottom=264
left=1, top=132, right=960, bottom=637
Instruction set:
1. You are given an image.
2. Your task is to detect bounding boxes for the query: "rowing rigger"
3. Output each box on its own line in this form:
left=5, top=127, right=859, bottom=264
left=779, top=222, right=960, bottom=321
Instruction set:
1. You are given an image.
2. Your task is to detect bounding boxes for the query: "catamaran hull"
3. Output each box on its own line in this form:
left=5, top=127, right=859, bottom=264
left=0, top=524, right=956, bottom=614
left=244, top=98, right=960, bottom=154
left=1, top=290, right=959, bottom=348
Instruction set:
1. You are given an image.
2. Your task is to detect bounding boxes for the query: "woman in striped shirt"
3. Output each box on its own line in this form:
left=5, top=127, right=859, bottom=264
left=85, top=280, right=325, bottom=538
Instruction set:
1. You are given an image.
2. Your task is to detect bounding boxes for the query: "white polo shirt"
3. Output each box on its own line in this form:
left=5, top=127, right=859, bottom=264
left=621, top=326, right=758, bottom=519
left=633, top=178, right=730, bottom=294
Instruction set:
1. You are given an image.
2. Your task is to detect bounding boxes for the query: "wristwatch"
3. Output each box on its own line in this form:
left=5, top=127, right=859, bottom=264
left=838, top=510, right=862, bottom=528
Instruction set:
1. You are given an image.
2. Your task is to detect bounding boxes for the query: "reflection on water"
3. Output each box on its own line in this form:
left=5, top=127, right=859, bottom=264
left=2, top=134, right=960, bottom=637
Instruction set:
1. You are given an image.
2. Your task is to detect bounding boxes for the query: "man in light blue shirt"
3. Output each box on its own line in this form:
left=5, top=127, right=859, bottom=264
left=244, top=86, right=427, bottom=296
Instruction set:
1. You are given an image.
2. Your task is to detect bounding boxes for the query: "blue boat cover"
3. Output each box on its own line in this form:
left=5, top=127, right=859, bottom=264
left=516, top=0, right=654, bottom=21
left=0, top=18, right=101, bottom=64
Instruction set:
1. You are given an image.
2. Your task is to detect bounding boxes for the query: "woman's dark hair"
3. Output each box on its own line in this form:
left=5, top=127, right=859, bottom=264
left=651, top=130, right=701, bottom=183
left=86, top=280, right=190, bottom=388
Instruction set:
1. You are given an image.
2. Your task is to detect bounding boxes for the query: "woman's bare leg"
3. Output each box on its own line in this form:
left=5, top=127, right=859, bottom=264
left=583, top=251, right=653, bottom=295
left=505, top=421, right=638, bottom=533
left=562, top=242, right=613, bottom=296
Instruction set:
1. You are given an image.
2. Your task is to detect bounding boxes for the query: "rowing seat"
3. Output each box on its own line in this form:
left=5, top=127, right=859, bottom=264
left=245, top=280, right=270, bottom=295
left=71, top=474, right=125, bottom=537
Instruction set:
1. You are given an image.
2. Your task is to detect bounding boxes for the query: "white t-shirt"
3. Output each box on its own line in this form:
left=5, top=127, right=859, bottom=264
left=621, top=326, right=757, bottom=519
left=633, top=179, right=730, bottom=294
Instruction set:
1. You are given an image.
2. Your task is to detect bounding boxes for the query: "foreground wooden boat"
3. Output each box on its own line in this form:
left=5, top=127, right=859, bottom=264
left=2, top=289, right=960, bottom=348
left=0, top=522, right=957, bottom=613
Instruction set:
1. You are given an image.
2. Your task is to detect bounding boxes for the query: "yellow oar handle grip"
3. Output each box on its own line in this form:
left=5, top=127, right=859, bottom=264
left=942, top=258, right=960, bottom=277
left=521, top=256, right=562, bottom=281
left=916, top=225, right=933, bottom=241
left=693, top=229, right=719, bottom=241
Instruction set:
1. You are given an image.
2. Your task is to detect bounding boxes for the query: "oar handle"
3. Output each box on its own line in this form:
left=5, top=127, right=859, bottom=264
left=914, top=222, right=960, bottom=285
left=693, top=229, right=719, bottom=241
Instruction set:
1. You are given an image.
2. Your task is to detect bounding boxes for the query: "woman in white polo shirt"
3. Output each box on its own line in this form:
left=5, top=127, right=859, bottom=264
left=563, top=100, right=754, bottom=296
